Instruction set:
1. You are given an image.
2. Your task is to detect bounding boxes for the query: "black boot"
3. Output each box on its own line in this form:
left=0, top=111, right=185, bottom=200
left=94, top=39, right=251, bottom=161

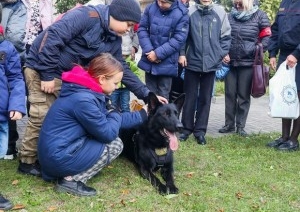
left=56, top=179, right=97, bottom=196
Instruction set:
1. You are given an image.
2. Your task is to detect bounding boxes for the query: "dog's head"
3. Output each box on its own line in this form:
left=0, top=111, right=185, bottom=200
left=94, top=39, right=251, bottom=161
left=147, top=92, right=185, bottom=151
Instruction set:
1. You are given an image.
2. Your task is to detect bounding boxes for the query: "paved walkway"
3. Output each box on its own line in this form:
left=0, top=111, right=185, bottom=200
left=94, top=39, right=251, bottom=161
left=16, top=95, right=281, bottom=144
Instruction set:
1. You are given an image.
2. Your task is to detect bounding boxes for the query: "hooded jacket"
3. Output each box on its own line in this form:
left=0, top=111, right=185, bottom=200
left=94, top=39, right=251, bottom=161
left=138, top=0, right=189, bottom=77
left=180, top=1, right=231, bottom=73
left=38, top=66, right=147, bottom=181
left=0, top=26, right=26, bottom=121
left=25, top=4, right=149, bottom=100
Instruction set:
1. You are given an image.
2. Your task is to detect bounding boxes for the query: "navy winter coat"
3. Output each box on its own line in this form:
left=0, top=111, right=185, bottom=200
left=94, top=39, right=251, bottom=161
left=0, top=38, right=26, bottom=121
left=25, top=4, right=149, bottom=100
left=138, top=0, right=189, bottom=77
left=268, top=0, right=300, bottom=59
left=38, top=66, right=147, bottom=181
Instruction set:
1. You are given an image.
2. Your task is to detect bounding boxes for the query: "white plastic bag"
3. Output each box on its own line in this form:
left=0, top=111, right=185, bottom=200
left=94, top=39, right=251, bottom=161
left=269, top=61, right=299, bottom=119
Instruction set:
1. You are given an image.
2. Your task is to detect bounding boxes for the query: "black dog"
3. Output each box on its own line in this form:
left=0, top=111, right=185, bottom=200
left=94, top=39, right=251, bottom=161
left=121, top=92, right=185, bottom=195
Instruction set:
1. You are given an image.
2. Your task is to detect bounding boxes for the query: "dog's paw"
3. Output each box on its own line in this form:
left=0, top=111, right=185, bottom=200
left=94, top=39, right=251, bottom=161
left=168, top=186, right=179, bottom=194
left=158, top=185, right=168, bottom=195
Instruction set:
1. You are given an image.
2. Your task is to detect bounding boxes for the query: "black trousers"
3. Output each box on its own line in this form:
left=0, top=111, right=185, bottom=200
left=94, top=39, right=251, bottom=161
left=181, top=69, right=215, bottom=137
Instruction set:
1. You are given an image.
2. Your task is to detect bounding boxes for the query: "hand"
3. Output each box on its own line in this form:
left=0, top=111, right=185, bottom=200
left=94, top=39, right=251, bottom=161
left=131, top=47, right=136, bottom=61
left=222, top=54, right=230, bottom=63
left=286, top=54, right=298, bottom=68
left=178, top=56, right=187, bottom=67
left=41, top=80, right=55, bottom=93
left=10, top=111, right=22, bottom=120
left=146, top=50, right=158, bottom=63
left=142, top=104, right=148, bottom=114
left=269, top=57, right=277, bottom=70
left=156, top=95, right=168, bottom=104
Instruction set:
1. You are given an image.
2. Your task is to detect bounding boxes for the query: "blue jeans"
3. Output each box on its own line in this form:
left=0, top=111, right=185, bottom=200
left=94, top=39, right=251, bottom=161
left=0, top=121, right=8, bottom=158
left=110, top=88, right=130, bottom=112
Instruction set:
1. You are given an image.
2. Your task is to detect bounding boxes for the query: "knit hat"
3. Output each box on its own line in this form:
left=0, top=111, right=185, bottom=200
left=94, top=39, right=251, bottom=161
left=109, top=0, right=141, bottom=23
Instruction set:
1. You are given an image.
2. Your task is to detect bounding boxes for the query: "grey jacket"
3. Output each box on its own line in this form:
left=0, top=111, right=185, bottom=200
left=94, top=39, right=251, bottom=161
left=181, top=2, right=231, bottom=73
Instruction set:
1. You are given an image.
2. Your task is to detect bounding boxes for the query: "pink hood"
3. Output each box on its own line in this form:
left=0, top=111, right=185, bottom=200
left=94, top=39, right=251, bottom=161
left=62, top=66, right=103, bottom=93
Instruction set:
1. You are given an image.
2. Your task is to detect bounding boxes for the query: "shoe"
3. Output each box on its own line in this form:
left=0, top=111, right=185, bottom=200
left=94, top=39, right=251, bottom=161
left=56, top=179, right=97, bottom=196
left=4, top=146, right=18, bottom=160
left=18, top=161, right=41, bottom=177
left=0, top=194, right=13, bottom=211
left=218, top=125, right=235, bottom=133
left=276, top=140, right=299, bottom=151
left=195, top=135, right=206, bottom=145
left=236, top=127, right=248, bottom=137
left=179, top=133, right=189, bottom=141
left=266, top=137, right=286, bottom=148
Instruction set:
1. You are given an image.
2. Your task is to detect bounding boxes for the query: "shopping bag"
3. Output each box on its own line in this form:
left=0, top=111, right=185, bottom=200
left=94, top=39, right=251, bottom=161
left=251, top=43, right=269, bottom=98
left=269, top=61, right=299, bottom=119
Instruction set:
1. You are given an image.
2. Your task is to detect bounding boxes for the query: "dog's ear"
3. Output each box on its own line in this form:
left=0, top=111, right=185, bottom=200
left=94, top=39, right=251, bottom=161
left=173, top=93, right=185, bottom=113
left=147, top=92, right=161, bottom=114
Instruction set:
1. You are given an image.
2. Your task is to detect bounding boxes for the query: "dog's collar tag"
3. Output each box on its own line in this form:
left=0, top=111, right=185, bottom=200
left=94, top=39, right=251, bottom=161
left=155, top=148, right=168, bottom=156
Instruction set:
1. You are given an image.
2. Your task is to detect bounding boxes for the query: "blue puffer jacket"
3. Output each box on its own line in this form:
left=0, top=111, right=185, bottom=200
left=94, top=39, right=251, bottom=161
left=138, top=0, right=189, bottom=77
left=38, top=66, right=147, bottom=181
left=0, top=37, right=26, bottom=121
left=268, top=0, right=300, bottom=59
left=25, top=4, right=149, bottom=100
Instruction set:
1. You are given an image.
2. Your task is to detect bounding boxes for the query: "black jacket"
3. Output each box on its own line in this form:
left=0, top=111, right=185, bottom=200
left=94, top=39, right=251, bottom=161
left=229, top=9, right=270, bottom=67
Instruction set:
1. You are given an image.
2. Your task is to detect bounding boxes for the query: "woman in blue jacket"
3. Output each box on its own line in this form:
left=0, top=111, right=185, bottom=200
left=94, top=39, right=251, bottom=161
left=38, top=53, right=147, bottom=196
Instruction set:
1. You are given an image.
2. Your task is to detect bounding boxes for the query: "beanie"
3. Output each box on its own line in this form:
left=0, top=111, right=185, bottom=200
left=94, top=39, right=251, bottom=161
left=109, top=0, right=141, bottom=23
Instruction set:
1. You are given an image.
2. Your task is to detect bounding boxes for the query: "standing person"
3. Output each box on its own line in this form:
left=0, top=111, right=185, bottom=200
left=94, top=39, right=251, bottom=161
left=266, top=0, right=300, bottom=151
left=137, top=0, right=189, bottom=101
left=1, top=0, right=53, bottom=159
left=179, top=0, right=231, bottom=144
left=218, top=0, right=271, bottom=136
left=0, top=194, right=12, bottom=211
left=38, top=53, right=147, bottom=196
left=0, top=20, right=26, bottom=159
left=18, top=0, right=165, bottom=177
left=169, top=0, right=189, bottom=102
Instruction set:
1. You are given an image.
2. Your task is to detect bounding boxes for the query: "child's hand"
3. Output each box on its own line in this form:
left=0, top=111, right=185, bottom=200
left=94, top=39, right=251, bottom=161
left=10, top=111, right=22, bottom=120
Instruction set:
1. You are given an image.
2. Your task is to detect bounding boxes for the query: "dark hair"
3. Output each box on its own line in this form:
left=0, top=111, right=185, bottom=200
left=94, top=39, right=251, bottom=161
left=87, top=53, right=123, bottom=79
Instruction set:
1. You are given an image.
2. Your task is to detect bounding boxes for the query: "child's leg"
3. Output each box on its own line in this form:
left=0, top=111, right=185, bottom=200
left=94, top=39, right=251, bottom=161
left=120, top=88, right=130, bottom=112
left=72, top=137, right=123, bottom=183
left=0, top=121, right=9, bottom=158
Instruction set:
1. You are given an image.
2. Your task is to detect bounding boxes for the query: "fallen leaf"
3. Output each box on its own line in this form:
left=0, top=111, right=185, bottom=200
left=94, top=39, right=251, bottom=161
left=213, top=172, right=222, bottom=177
left=129, top=199, right=136, bottom=203
left=186, top=172, right=195, bottom=178
left=90, top=202, right=94, bottom=208
left=121, top=189, right=130, bottom=195
left=120, top=199, right=126, bottom=206
left=164, top=194, right=178, bottom=199
left=107, top=166, right=113, bottom=169
left=218, top=208, right=225, bottom=212
left=235, top=192, right=243, bottom=200
left=12, top=180, right=19, bottom=185
left=48, top=206, right=57, bottom=211
left=217, top=156, right=222, bottom=159
left=12, top=204, right=25, bottom=210
left=183, top=192, right=192, bottom=196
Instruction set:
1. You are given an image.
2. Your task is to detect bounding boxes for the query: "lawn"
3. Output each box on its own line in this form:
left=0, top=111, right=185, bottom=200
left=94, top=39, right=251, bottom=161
left=1, top=132, right=300, bottom=212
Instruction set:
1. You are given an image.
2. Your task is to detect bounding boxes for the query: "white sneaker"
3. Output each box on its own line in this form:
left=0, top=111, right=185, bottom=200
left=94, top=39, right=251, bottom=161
left=3, top=154, right=14, bottom=160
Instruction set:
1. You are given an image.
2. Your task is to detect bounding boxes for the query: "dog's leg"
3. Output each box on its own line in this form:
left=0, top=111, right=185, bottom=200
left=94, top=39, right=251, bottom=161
left=161, top=165, right=178, bottom=194
left=140, top=166, right=169, bottom=195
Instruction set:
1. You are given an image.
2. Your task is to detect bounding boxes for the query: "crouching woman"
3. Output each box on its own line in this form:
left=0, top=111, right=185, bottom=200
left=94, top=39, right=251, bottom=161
left=38, top=53, right=147, bottom=196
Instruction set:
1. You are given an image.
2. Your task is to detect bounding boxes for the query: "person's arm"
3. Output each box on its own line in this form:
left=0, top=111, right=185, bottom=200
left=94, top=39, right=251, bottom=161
left=6, top=43, right=26, bottom=116
left=268, top=14, right=279, bottom=59
left=36, top=7, right=92, bottom=81
left=258, top=11, right=271, bottom=52
left=138, top=4, right=154, bottom=54
left=219, top=9, right=231, bottom=58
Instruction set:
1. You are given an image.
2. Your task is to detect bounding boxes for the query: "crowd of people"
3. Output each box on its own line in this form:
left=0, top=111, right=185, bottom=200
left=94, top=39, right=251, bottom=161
left=1, top=0, right=300, bottom=209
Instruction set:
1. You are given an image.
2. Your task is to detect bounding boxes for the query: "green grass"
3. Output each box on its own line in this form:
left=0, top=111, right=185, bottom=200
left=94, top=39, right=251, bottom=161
left=1, top=133, right=300, bottom=211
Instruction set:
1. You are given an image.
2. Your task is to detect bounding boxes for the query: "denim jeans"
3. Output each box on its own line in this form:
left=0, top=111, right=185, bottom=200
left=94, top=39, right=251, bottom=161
left=0, top=121, right=8, bottom=158
left=110, top=88, right=130, bottom=112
